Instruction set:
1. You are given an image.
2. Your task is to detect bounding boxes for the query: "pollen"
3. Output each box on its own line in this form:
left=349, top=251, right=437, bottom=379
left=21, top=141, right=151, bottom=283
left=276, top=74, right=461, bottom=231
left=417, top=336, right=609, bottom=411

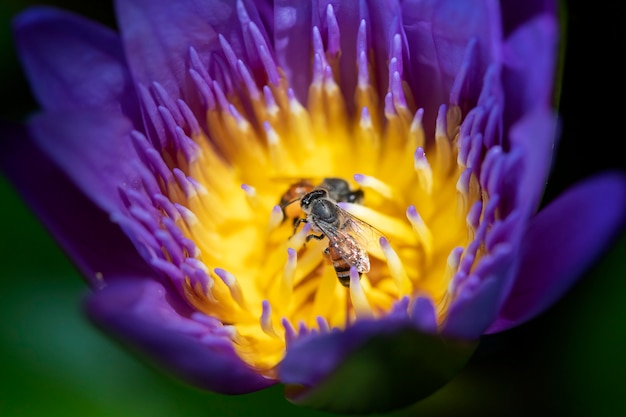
left=124, top=4, right=488, bottom=377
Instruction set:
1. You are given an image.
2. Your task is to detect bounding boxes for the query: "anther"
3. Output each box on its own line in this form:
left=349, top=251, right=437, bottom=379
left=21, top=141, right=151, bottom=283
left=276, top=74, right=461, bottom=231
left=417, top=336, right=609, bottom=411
left=175, top=203, right=199, bottom=226
left=357, top=19, right=369, bottom=88
left=339, top=202, right=415, bottom=248
left=264, top=121, right=289, bottom=169
left=444, top=246, right=464, bottom=285
left=173, top=169, right=196, bottom=198
left=379, top=237, right=412, bottom=295
left=384, top=92, right=395, bottom=118
left=390, top=70, right=407, bottom=110
left=237, top=60, right=260, bottom=100
left=349, top=267, right=373, bottom=320
left=214, top=268, right=247, bottom=309
left=152, top=82, right=184, bottom=126
left=323, top=65, right=337, bottom=91
left=263, top=86, right=279, bottom=116
left=325, top=4, right=340, bottom=56
left=409, top=108, right=426, bottom=146
left=312, top=53, right=324, bottom=86
left=267, top=205, right=284, bottom=232
left=189, top=68, right=216, bottom=110
left=282, top=318, right=297, bottom=346
left=228, top=104, right=249, bottom=130
left=255, top=41, right=280, bottom=86
left=360, top=106, right=373, bottom=129
left=287, top=88, right=305, bottom=114
left=280, top=248, right=297, bottom=307
left=406, top=205, right=433, bottom=257
left=181, top=265, right=216, bottom=303
left=218, top=34, right=238, bottom=71
left=241, top=184, right=258, bottom=208
left=316, top=316, right=330, bottom=334
left=288, top=223, right=311, bottom=251
left=260, top=300, right=279, bottom=338
left=176, top=99, right=201, bottom=137
left=435, top=104, right=453, bottom=174
left=211, top=80, right=230, bottom=111
left=354, top=173, right=394, bottom=200
left=413, top=147, right=433, bottom=194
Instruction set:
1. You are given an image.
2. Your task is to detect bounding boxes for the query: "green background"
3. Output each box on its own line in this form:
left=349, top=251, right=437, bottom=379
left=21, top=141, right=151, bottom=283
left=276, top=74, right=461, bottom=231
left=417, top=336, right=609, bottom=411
left=1, top=1, right=625, bottom=416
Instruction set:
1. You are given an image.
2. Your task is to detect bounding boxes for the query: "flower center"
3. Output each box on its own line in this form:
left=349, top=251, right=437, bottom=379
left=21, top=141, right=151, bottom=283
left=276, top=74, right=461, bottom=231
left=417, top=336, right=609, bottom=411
left=123, top=7, right=485, bottom=377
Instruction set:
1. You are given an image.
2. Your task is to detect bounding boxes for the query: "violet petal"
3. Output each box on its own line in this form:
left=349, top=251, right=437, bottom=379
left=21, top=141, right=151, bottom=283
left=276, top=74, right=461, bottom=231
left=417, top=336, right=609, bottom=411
left=502, top=13, right=559, bottom=127
left=0, top=122, right=153, bottom=288
left=401, top=0, right=502, bottom=132
left=272, top=1, right=312, bottom=101
left=12, top=7, right=139, bottom=123
left=506, top=109, right=559, bottom=216
left=113, top=0, right=268, bottom=102
left=500, top=0, right=558, bottom=37
left=487, top=173, right=626, bottom=334
left=280, top=313, right=475, bottom=413
left=85, top=279, right=273, bottom=393
left=28, top=110, right=141, bottom=214
left=442, top=244, right=517, bottom=339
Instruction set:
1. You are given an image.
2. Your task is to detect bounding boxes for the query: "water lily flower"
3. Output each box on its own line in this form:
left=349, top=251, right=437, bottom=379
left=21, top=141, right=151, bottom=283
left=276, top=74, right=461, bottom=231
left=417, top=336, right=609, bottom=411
left=3, top=0, right=626, bottom=414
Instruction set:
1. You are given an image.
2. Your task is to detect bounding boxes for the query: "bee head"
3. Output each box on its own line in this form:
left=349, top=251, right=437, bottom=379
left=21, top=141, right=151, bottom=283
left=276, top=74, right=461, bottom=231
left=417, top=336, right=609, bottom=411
left=300, top=189, right=328, bottom=211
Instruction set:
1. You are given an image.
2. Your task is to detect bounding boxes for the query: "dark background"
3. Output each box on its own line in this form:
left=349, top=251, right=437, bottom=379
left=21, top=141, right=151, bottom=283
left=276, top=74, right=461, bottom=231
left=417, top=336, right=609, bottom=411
left=1, top=1, right=625, bottom=416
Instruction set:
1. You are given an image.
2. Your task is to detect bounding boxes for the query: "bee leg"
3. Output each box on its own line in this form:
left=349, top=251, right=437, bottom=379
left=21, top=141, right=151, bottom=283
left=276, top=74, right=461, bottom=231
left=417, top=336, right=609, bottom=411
left=305, top=233, right=325, bottom=242
left=290, top=217, right=307, bottom=237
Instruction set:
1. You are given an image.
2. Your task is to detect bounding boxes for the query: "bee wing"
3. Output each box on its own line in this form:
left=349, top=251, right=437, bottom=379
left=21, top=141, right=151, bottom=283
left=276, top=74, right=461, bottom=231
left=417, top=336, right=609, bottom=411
left=317, top=208, right=385, bottom=272
left=333, top=208, right=386, bottom=252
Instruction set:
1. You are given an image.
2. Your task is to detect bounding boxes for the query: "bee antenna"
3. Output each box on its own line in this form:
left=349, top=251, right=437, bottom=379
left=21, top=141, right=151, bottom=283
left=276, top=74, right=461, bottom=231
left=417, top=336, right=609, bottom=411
left=281, top=197, right=302, bottom=209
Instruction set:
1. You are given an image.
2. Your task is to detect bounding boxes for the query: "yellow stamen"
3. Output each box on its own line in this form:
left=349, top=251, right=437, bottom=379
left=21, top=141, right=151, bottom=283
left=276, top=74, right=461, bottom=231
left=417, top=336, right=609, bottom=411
left=354, top=173, right=396, bottom=200
left=214, top=268, right=247, bottom=310
left=406, top=205, right=434, bottom=257
left=339, top=202, right=417, bottom=250
left=379, top=237, right=412, bottom=296
left=414, top=147, right=434, bottom=195
left=349, top=267, right=374, bottom=320
left=267, top=205, right=284, bottom=232
left=241, top=183, right=259, bottom=208
left=260, top=300, right=280, bottom=338
left=279, top=248, right=297, bottom=309
left=144, top=15, right=486, bottom=375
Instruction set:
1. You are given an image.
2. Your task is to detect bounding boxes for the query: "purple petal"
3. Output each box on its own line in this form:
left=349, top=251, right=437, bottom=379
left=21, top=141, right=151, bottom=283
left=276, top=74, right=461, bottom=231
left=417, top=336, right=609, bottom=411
left=273, top=1, right=312, bottom=100
left=442, top=244, right=517, bottom=339
left=486, top=173, right=626, bottom=334
left=505, top=109, right=559, bottom=216
left=276, top=1, right=405, bottom=107
left=12, top=7, right=139, bottom=122
left=401, top=0, right=502, bottom=132
left=500, top=0, right=558, bottom=37
left=0, top=122, right=153, bottom=288
left=85, top=279, right=273, bottom=393
left=410, top=296, right=438, bottom=333
left=113, top=0, right=268, bottom=102
left=28, top=110, right=141, bottom=214
left=280, top=312, right=475, bottom=413
left=322, top=1, right=361, bottom=106
left=502, top=13, right=559, bottom=127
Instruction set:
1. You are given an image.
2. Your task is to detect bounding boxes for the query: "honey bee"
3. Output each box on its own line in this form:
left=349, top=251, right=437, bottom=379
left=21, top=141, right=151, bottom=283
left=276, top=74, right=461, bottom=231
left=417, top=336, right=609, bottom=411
left=279, top=177, right=364, bottom=222
left=294, top=188, right=382, bottom=287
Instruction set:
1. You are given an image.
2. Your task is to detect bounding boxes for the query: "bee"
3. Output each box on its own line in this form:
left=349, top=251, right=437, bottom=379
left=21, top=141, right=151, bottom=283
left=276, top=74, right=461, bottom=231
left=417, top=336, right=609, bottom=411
left=293, top=188, right=381, bottom=287
left=279, top=177, right=364, bottom=222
